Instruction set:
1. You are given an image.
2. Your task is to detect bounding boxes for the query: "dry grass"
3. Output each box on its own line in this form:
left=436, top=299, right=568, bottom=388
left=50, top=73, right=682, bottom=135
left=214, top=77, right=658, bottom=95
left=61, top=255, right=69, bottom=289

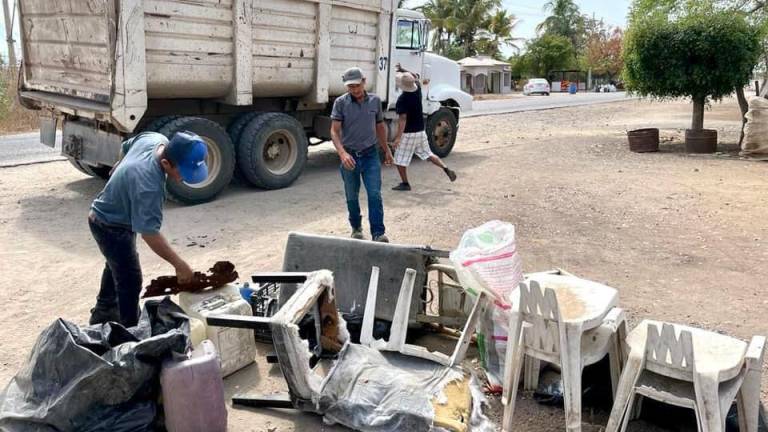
left=0, top=66, right=39, bottom=134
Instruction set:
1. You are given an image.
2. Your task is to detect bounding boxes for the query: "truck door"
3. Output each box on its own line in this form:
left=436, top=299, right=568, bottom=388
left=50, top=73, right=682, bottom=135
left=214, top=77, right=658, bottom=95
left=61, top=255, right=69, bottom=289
left=388, top=17, right=426, bottom=109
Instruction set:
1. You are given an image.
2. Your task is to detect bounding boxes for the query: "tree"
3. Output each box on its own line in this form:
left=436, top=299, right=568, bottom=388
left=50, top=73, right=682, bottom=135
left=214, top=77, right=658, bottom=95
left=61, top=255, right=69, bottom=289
left=420, top=0, right=520, bottom=59
left=517, top=34, right=576, bottom=77
left=452, top=0, right=501, bottom=57
left=584, top=26, right=624, bottom=80
left=419, top=0, right=457, bottom=54
left=485, top=10, right=523, bottom=55
left=536, top=0, right=585, bottom=52
left=623, top=11, right=761, bottom=131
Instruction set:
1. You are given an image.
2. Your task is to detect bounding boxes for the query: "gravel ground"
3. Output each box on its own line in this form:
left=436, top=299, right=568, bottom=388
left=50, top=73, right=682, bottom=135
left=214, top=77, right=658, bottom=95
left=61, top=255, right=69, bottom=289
left=0, top=98, right=765, bottom=431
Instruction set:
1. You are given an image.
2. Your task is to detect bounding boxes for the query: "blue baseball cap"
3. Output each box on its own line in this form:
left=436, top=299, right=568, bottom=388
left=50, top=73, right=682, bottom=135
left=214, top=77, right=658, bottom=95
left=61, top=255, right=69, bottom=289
left=166, top=131, right=208, bottom=184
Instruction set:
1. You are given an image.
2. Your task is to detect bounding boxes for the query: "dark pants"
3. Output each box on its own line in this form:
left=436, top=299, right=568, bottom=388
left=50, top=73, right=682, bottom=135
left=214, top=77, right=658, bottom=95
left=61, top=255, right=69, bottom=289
left=88, top=215, right=143, bottom=327
left=340, top=146, right=385, bottom=237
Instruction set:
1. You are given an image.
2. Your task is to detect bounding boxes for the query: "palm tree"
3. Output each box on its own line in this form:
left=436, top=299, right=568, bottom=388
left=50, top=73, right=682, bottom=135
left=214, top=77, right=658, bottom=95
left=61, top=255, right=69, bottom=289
left=487, top=10, right=523, bottom=54
left=536, top=0, right=584, bottom=50
left=419, top=0, right=457, bottom=54
left=452, top=0, right=501, bottom=57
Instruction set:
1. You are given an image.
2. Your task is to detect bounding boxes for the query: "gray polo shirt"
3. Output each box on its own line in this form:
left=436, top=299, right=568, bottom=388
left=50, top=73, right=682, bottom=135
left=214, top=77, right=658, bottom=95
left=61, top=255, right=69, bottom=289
left=91, top=132, right=167, bottom=234
left=331, top=92, right=384, bottom=151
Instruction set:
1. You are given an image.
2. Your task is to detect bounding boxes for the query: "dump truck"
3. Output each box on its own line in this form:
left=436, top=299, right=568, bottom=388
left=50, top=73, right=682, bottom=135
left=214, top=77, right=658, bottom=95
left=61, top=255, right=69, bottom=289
left=16, top=0, right=472, bottom=204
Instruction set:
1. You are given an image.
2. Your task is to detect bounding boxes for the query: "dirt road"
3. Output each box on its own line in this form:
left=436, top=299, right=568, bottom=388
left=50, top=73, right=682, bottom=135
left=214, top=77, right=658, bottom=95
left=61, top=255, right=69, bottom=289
left=0, top=98, right=766, bottom=431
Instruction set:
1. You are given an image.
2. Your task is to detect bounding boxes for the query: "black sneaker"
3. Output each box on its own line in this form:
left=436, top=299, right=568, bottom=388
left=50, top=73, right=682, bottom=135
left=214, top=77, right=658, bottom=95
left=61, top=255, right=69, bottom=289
left=351, top=228, right=364, bottom=240
left=89, top=306, right=120, bottom=325
left=392, top=183, right=411, bottom=191
left=444, top=168, right=457, bottom=182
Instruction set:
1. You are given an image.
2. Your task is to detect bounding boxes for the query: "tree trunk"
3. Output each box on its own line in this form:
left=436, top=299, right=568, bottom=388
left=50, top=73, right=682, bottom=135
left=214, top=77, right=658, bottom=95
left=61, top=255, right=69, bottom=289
left=736, top=85, right=749, bottom=146
left=692, top=95, right=705, bottom=131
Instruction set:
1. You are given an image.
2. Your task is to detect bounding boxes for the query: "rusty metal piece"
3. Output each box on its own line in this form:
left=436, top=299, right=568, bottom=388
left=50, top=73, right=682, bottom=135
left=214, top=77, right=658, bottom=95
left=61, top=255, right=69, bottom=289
left=142, top=261, right=239, bottom=298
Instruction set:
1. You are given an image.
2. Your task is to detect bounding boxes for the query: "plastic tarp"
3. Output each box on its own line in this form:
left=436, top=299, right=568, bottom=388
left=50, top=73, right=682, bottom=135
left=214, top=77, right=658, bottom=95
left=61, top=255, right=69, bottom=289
left=0, top=298, right=190, bottom=432
left=742, top=96, right=768, bottom=158
left=318, top=343, right=465, bottom=431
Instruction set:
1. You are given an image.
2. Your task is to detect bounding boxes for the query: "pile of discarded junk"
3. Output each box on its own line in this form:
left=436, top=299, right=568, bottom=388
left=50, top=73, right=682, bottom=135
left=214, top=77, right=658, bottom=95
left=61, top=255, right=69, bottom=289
left=0, top=222, right=765, bottom=432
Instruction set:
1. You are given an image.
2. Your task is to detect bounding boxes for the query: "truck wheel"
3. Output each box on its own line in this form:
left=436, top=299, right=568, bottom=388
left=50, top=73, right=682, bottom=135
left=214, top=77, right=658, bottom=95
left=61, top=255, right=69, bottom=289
left=227, top=112, right=263, bottom=183
left=228, top=112, right=262, bottom=144
left=143, top=115, right=181, bottom=133
left=158, top=117, right=235, bottom=205
left=426, top=108, right=458, bottom=158
left=237, top=113, right=308, bottom=189
left=88, top=164, right=112, bottom=180
left=67, top=158, right=111, bottom=180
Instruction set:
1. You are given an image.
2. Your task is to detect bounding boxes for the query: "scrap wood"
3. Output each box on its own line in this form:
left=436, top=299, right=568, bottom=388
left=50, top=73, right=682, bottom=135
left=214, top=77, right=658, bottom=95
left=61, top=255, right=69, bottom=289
left=143, top=261, right=238, bottom=298
left=425, top=322, right=478, bottom=344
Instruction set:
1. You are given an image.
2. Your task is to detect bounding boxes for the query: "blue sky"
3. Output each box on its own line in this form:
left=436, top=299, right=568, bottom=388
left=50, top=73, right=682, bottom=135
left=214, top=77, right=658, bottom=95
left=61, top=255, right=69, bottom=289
left=509, top=1, right=630, bottom=43
left=0, top=0, right=631, bottom=62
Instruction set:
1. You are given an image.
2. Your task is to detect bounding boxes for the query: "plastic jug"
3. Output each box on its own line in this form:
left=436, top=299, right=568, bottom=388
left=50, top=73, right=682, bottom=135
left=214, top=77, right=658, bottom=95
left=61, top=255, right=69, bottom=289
left=188, top=316, right=206, bottom=347
left=180, top=284, right=257, bottom=376
left=161, top=340, right=227, bottom=432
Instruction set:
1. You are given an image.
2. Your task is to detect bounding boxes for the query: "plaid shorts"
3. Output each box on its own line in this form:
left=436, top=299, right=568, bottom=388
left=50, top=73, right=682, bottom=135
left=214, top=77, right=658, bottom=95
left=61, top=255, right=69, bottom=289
left=394, top=131, right=433, bottom=167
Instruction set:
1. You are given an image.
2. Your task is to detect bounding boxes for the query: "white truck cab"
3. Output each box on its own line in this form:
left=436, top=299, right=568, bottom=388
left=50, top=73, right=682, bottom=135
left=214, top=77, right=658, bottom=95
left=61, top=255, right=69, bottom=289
left=389, top=9, right=472, bottom=115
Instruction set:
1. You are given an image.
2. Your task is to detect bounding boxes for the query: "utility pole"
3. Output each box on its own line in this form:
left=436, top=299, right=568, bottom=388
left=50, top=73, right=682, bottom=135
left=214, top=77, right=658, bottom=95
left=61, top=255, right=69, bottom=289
left=2, top=0, right=16, bottom=65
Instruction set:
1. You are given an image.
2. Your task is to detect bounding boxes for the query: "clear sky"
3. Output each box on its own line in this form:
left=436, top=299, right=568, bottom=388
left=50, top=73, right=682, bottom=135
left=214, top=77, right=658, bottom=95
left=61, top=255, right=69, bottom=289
left=506, top=0, right=631, bottom=51
left=0, top=0, right=632, bottom=62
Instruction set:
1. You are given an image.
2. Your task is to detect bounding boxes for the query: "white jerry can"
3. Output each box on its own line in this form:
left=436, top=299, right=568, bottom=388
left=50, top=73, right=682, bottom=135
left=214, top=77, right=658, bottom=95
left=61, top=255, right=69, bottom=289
left=179, top=284, right=257, bottom=377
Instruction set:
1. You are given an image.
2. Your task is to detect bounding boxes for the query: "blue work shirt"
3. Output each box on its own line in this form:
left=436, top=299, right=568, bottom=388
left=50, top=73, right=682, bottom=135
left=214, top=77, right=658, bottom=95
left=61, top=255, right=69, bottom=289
left=331, top=92, right=384, bottom=151
left=90, top=132, right=167, bottom=234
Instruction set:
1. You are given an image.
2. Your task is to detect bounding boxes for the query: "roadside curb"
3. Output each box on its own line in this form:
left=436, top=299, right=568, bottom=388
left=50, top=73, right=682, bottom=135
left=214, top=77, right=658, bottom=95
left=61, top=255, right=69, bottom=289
left=464, top=96, right=638, bottom=118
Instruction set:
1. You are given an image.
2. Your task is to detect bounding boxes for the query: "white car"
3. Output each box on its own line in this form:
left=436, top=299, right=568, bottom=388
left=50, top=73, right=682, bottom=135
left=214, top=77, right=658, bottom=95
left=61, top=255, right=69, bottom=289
left=523, top=78, right=551, bottom=96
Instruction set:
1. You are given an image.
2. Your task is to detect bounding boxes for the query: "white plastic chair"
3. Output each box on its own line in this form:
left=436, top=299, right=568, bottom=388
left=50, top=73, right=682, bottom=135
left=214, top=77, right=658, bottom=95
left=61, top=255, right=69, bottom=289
left=606, top=320, right=766, bottom=432
left=502, top=279, right=627, bottom=432
left=361, top=266, right=488, bottom=367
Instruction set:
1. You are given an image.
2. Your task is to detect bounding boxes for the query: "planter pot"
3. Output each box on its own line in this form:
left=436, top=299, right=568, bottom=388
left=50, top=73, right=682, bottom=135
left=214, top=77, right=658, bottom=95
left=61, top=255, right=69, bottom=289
left=685, top=129, right=717, bottom=153
left=627, top=128, right=659, bottom=153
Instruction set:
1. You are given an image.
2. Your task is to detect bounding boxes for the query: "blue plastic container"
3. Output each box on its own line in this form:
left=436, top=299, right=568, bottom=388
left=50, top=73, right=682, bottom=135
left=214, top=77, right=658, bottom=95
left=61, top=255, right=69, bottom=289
left=568, top=83, right=578, bottom=94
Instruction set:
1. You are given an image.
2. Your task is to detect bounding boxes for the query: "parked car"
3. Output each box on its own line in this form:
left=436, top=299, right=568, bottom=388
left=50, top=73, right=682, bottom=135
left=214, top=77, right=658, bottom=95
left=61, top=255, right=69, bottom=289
left=596, top=84, right=617, bottom=93
left=523, top=79, right=551, bottom=96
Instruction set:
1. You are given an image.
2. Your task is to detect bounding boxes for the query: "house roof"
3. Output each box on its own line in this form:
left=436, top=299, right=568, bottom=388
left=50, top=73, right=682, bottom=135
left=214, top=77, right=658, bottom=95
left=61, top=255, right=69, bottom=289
left=457, top=56, right=510, bottom=67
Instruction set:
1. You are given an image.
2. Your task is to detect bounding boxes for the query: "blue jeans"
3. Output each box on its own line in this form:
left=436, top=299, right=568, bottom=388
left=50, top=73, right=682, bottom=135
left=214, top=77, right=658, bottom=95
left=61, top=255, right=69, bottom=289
left=89, top=216, right=143, bottom=327
left=340, top=147, right=385, bottom=237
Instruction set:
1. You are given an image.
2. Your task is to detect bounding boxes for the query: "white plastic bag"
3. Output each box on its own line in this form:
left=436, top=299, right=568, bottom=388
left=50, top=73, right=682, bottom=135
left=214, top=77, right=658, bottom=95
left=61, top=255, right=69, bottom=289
left=449, top=220, right=523, bottom=307
left=450, top=220, right=524, bottom=389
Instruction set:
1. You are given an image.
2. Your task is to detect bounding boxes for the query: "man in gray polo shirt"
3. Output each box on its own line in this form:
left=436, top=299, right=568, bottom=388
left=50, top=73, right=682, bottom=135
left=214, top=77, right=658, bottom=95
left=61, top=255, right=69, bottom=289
left=330, top=67, right=394, bottom=242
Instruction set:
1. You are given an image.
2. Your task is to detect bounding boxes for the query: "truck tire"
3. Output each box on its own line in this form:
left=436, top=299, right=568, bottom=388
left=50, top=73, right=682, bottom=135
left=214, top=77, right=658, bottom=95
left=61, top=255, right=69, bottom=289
left=143, top=115, right=181, bottom=133
left=426, top=108, right=458, bottom=158
left=227, top=112, right=263, bottom=144
left=67, top=158, right=111, bottom=180
left=157, top=117, right=235, bottom=205
left=227, top=112, right=263, bottom=183
left=237, top=112, right=308, bottom=189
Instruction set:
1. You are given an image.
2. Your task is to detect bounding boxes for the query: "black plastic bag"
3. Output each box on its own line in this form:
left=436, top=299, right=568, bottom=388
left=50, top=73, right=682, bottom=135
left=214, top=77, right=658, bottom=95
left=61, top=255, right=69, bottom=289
left=0, top=298, right=189, bottom=432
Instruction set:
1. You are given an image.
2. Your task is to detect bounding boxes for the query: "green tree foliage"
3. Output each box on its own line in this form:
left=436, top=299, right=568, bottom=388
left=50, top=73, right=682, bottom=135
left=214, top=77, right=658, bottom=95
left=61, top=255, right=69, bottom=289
left=516, top=34, right=576, bottom=78
left=536, top=0, right=585, bottom=52
left=419, top=0, right=519, bottom=59
left=623, top=11, right=761, bottom=129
